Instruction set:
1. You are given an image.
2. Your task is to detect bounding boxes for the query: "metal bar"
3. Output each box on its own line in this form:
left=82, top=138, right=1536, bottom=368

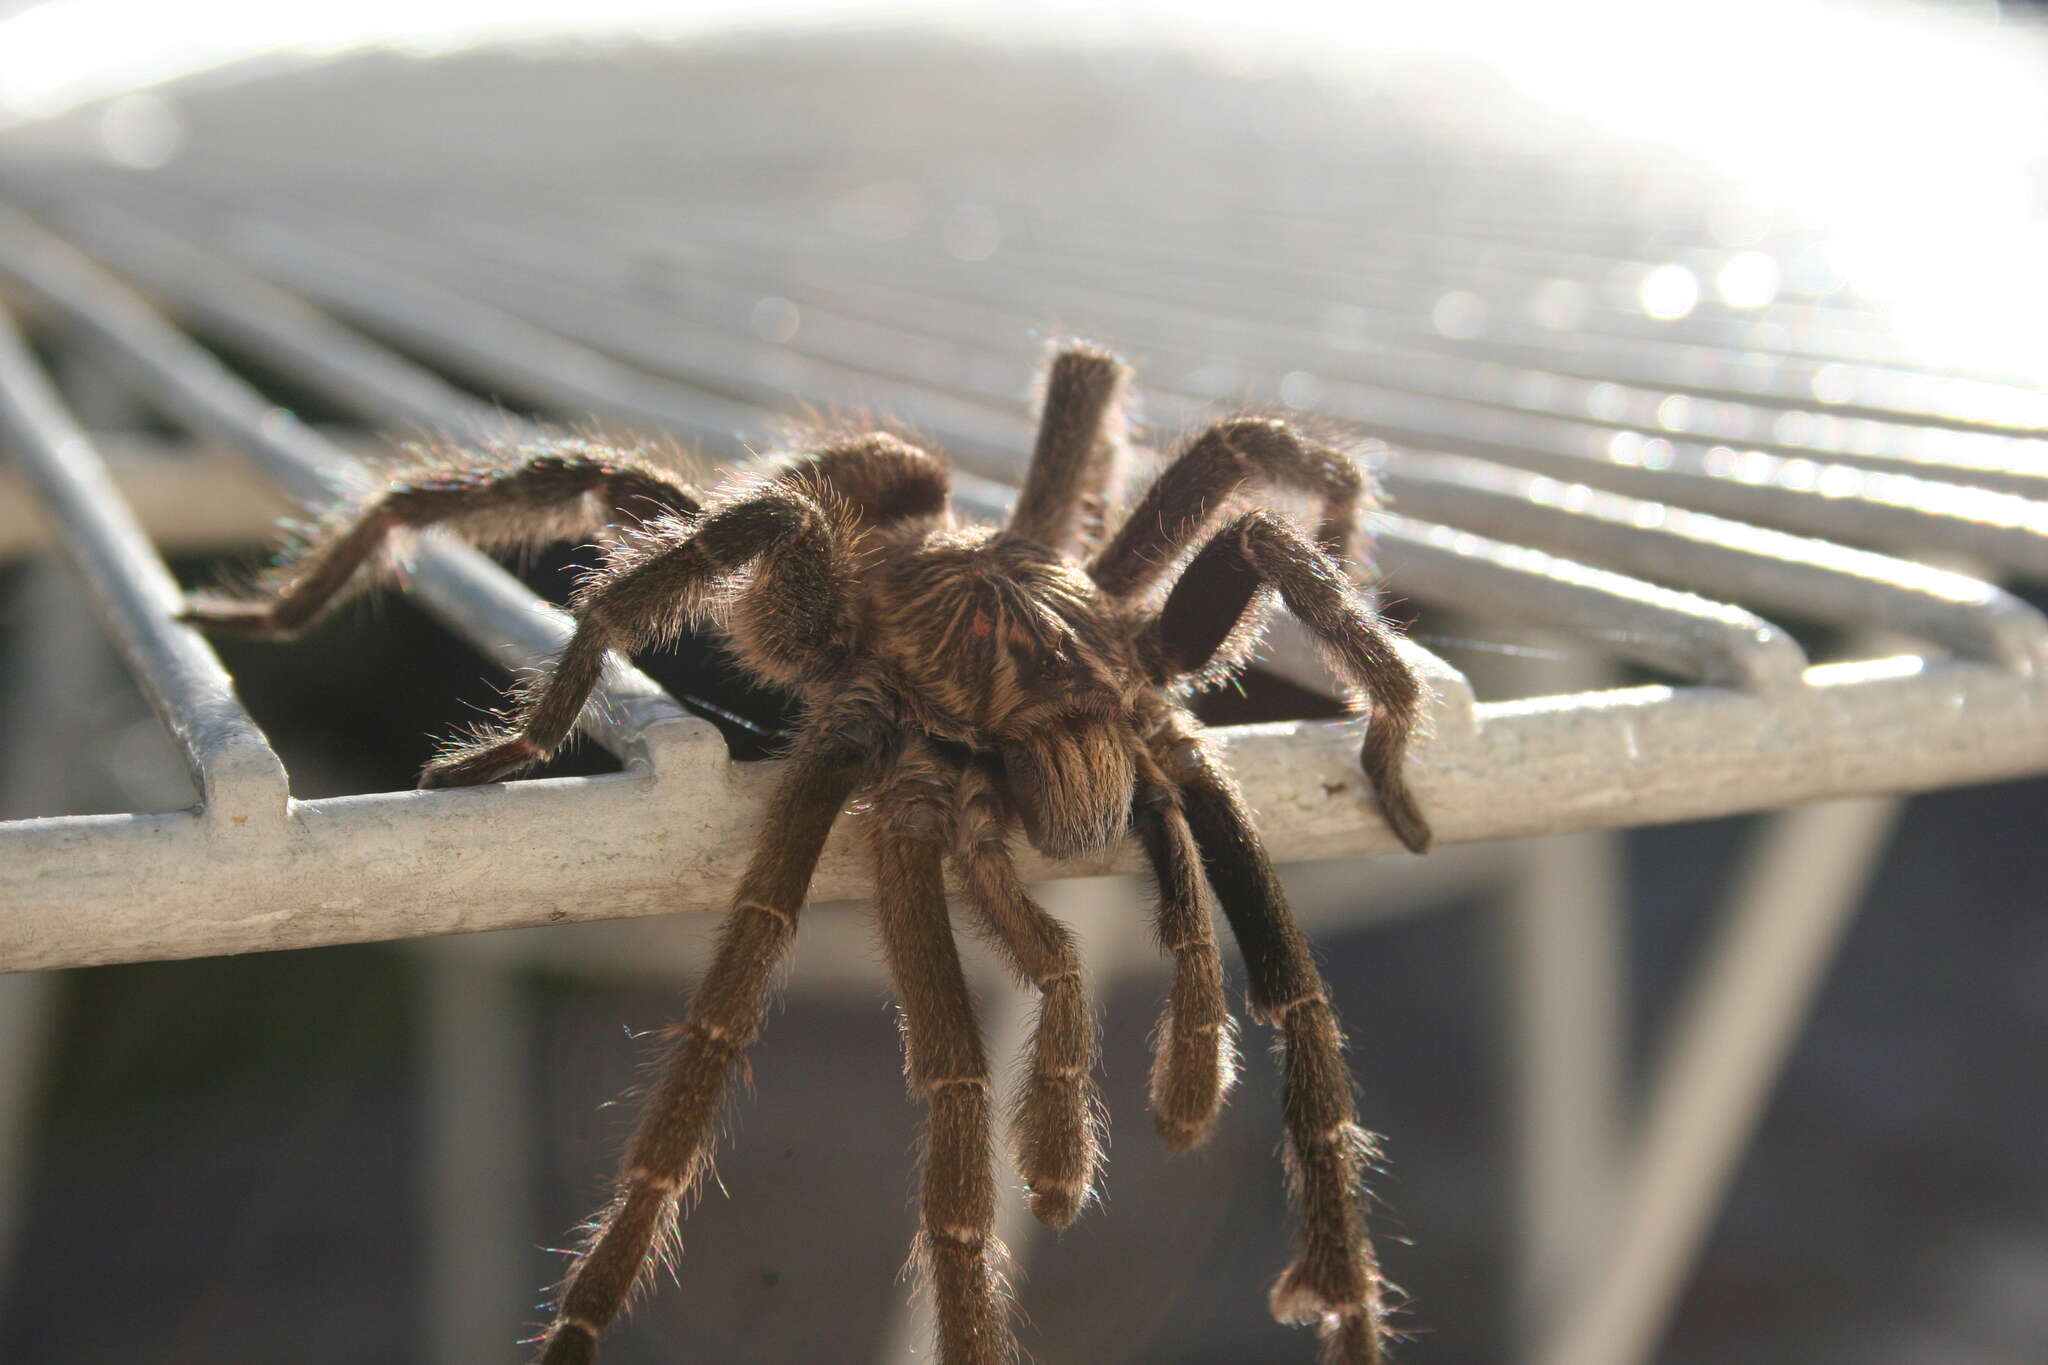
left=1537, top=795, right=1904, bottom=1365
left=417, top=200, right=2048, bottom=435
left=0, top=207, right=708, bottom=771
left=1503, top=827, right=1627, bottom=1356
left=286, top=204, right=2048, bottom=564
left=422, top=944, right=535, bottom=1365
left=0, top=650, right=2040, bottom=973
left=0, top=562, right=90, bottom=1314
left=195, top=216, right=776, bottom=453
left=357, top=196, right=2048, bottom=493
left=0, top=297, right=286, bottom=820
left=212, top=214, right=1036, bottom=472
left=1378, top=515, right=1808, bottom=692
left=934, top=222, right=2048, bottom=478
left=50, top=206, right=527, bottom=442
left=1382, top=455, right=2048, bottom=670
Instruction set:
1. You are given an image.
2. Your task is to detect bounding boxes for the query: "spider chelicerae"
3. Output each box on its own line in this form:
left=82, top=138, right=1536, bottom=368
left=185, top=344, right=1432, bottom=1365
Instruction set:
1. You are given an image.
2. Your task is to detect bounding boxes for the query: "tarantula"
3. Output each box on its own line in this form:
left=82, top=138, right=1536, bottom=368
left=184, top=344, right=1432, bottom=1365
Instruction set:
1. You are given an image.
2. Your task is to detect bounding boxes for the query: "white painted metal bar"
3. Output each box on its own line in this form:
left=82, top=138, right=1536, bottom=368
left=1536, top=795, right=1905, bottom=1365
left=1383, top=455, right=2048, bottom=669
left=1503, top=827, right=1627, bottom=1354
left=213, top=213, right=1039, bottom=474
left=0, top=562, right=92, bottom=1319
left=878, top=222, right=2048, bottom=490
left=50, top=206, right=529, bottom=444
left=199, top=215, right=788, bottom=453
left=0, top=208, right=707, bottom=771
left=422, top=943, right=536, bottom=1365
left=1376, top=515, right=1807, bottom=692
left=0, top=296, right=285, bottom=820
left=1011, top=202, right=2048, bottom=430
left=411, top=196, right=2048, bottom=431
left=406, top=201, right=2048, bottom=437
left=268, top=201, right=2048, bottom=567
left=0, top=646, right=2040, bottom=972
left=333, top=194, right=2048, bottom=498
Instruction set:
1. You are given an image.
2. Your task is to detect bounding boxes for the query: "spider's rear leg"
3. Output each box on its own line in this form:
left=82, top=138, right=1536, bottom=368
left=1092, top=416, right=1367, bottom=599
left=1170, top=735, right=1391, bottom=1365
left=184, top=442, right=699, bottom=639
left=1007, top=343, right=1132, bottom=556
left=532, top=719, right=877, bottom=1365
left=420, top=485, right=859, bottom=788
left=873, top=751, right=1014, bottom=1365
left=1131, top=759, right=1238, bottom=1152
left=951, top=758, right=1103, bottom=1228
left=1149, top=509, right=1430, bottom=855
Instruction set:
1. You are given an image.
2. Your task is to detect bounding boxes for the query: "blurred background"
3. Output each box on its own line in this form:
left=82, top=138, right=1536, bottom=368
left=1, top=2, right=2047, bottom=1363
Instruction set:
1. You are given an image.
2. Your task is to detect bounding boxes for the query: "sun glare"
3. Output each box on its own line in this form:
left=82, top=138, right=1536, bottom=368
left=1, top=0, right=2041, bottom=378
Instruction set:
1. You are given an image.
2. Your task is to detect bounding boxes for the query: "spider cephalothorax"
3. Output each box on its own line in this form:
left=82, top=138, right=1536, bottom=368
left=186, top=344, right=1432, bottom=1365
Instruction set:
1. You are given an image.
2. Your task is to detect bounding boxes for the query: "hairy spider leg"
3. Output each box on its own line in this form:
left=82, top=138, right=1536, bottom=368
left=534, top=722, right=877, bottom=1365
left=419, top=485, right=859, bottom=788
left=1091, top=417, right=1369, bottom=599
left=949, top=755, right=1103, bottom=1229
left=182, top=442, right=700, bottom=638
left=777, top=431, right=952, bottom=529
left=1130, top=749, right=1239, bottom=1152
left=1152, top=510, right=1429, bottom=856
left=1006, top=343, right=1132, bottom=556
left=1167, top=732, right=1391, bottom=1365
left=872, top=746, right=1013, bottom=1365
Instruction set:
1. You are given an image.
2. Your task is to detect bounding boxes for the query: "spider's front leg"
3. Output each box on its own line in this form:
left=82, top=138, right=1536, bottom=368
left=532, top=716, right=881, bottom=1365
left=1091, top=417, right=1368, bottom=599
left=872, top=746, right=1013, bottom=1365
left=420, top=484, right=861, bottom=788
left=1006, top=342, right=1132, bottom=556
left=1162, top=724, right=1394, bottom=1365
left=951, top=756, right=1104, bottom=1228
left=183, top=440, right=698, bottom=639
left=1149, top=508, right=1429, bottom=855
left=1131, top=750, right=1239, bottom=1152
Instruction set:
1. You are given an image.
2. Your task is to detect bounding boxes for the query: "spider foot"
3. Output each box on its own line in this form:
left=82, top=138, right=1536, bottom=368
left=1015, top=1098, right=1097, bottom=1227
left=418, top=736, right=542, bottom=788
left=1150, top=1018, right=1234, bottom=1153
left=1014, top=1089, right=1097, bottom=1225
left=1023, top=1177, right=1084, bottom=1229
left=1319, top=1309, right=1386, bottom=1365
left=1154, top=1110, right=1216, bottom=1154
left=1269, top=1222, right=1375, bottom=1329
left=177, top=594, right=291, bottom=638
left=1147, top=956, right=1236, bottom=1154
left=1359, top=736, right=1431, bottom=856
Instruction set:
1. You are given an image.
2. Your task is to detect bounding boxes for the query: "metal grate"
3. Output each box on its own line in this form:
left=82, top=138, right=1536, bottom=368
left=0, top=23, right=2044, bottom=1365
left=1, top=184, right=2045, bottom=966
